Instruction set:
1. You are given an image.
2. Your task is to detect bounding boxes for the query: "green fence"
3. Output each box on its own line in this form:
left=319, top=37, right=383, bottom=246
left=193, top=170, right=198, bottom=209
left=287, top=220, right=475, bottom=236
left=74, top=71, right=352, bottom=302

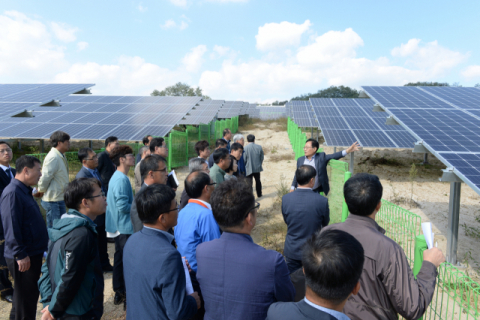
left=168, top=130, right=188, bottom=170
left=186, top=126, right=199, bottom=158
left=326, top=160, right=351, bottom=225
left=199, top=123, right=211, bottom=146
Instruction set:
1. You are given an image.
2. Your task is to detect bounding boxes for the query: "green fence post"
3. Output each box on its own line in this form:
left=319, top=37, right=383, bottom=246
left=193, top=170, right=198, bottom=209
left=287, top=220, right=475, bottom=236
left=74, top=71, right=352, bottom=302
left=167, top=133, right=172, bottom=171
left=341, top=171, right=352, bottom=222
left=185, top=128, right=189, bottom=166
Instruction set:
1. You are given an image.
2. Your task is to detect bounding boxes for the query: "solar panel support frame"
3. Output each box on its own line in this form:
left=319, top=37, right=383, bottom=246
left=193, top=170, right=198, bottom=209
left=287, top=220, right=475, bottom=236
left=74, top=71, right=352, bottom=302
left=447, top=181, right=461, bottom=264
left=349, top=152, right=354, bottom=174
left=373, top=104, right=385, bottom=112
left=412, top=143, right=429, bottom=153
left=385, top=116, right=400, bottom=126
left=41, top=100, right=61, bottom=107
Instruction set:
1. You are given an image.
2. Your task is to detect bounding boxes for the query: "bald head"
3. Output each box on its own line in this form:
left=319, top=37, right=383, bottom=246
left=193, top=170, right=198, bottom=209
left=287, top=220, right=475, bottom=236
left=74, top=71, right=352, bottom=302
left=185, top=171, right=214, bottom=202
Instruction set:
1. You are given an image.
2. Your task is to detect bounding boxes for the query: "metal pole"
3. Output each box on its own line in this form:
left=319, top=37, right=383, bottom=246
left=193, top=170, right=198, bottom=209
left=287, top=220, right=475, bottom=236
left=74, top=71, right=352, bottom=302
left=18, top=141, right=21, bottom=150
left=311, top=127, right=313, bottom=139
left=40, top=140, right=44, bottom=153
left=89, top=140, right=93, bottom=148
left=316, top=128, right=319, bottom=140
left=423, top=153, right=429, bottom=165
left=349, top=152, right=354, bottom=174
left=334, top=147, right=337, bottom=153
left=446, top=182, right=461, bottom=264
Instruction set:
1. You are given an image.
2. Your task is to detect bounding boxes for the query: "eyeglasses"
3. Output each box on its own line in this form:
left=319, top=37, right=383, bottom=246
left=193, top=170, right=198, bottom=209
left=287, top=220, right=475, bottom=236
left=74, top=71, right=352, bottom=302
left=85, top=155, right=98, bottom=160
left=0, top=148, right=12, bottom=154
left=86, top=192, right=106, bottom=199
left=207, top=182, right=216, bottom=186
left=163, top=204, right=179, bottom=213
left=244, top=202, right=260, bottom=219
left=152, top=167, right=167, bottom=173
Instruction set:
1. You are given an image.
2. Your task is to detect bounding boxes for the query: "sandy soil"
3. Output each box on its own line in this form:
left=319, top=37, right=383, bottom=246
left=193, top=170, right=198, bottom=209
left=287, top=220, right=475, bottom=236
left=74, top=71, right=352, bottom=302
left=1, top=119, right=479, bottom=319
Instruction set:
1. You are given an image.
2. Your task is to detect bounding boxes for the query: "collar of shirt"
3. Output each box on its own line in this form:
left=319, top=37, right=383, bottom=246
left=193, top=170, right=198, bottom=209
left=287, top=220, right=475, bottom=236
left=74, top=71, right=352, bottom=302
left=143, top=226, right=175, bottom=244
left=304, top=154, right=316, bottom=163
left=303, top=297, right=350, bottom=320
left=346, top=214, right=386, bottom=235
left=0, top=164, right=13, bottom=177
left=297, top=187, right=312, bottom=190
left=11, top=178, right=34, bottom=196
left=83, top=166, right=99, bottom=176
left=189, top=199, right=212, bottom=210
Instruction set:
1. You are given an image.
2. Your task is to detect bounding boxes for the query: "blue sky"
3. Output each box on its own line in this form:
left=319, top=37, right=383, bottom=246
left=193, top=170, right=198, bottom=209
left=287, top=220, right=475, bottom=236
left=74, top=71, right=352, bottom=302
left=1, top=0, right=480, bottom=102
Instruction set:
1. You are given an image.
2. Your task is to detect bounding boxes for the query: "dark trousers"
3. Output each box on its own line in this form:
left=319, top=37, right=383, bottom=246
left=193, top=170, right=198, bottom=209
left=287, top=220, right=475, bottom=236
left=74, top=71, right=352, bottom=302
left=247, top=172, right=262, bottom=197
left=96, top=224, right=110, bottom=268
left=113, top=234, right=130, bottom=294
left=0, top=237, right=13, bottom=297
left=285, top=256, right=302, bottom=274
left=189, top=270, right=205, bottom=320
left=6, top=254, right=43, bottom=320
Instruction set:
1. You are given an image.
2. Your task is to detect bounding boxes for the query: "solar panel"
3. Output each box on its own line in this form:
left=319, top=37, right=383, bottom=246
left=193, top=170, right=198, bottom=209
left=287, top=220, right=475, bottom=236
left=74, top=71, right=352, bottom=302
left=362, top=86, right=480, bottom=194
left=288, top=100, right=317, bottom=128
left=217, top=101, right=244, bottom=118
left=257, top=106, right=286, bottom=119
left=310, top=98, right=416, bottom=148
left=0, top=95, right=201, bottom=141
left=179, top=100, right=224, bottom=125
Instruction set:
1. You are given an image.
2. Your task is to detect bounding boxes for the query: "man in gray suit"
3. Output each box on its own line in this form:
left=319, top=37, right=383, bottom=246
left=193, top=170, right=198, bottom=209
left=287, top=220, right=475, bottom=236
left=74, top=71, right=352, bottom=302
left=243, top=134, right=264, bottom=197
left=267, top=230, right=364, bottom=320
left=130, top=154, right=168, bottom=232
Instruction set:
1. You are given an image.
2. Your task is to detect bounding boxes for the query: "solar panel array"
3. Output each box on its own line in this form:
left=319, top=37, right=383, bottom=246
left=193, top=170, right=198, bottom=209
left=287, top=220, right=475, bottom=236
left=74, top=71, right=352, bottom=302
left=179, top=100, right=224, bottom=125
left=245, top=103, right=260, bottom=117
left=311, top=98, right=416, bottom=148
left=0, top=95, right=201, bottom=141
left=287, top=100, right=317, bottom=127
left=0, top=84, right=94, bottom=117
left=362, top=86, right=480, bottom=194
left=256, top=106, right=286, bottom=119
left=217, top=101, right=244, bottom=118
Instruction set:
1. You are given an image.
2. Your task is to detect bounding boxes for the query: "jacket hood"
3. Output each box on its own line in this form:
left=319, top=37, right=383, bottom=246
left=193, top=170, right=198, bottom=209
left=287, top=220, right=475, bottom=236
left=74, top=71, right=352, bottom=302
left=48, top=209, right=97, bottom=242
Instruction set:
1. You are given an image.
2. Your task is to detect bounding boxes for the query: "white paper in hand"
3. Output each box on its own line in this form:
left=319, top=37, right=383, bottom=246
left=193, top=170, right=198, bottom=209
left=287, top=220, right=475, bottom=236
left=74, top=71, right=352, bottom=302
left=182, top=257, right=194, bottom=295
left=421, top=222, right=434, bottom=249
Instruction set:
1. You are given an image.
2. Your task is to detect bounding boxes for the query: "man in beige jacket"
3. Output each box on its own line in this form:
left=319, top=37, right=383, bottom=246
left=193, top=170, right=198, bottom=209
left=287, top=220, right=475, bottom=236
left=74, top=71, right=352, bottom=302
left=35, top=131, right=70, bottom=229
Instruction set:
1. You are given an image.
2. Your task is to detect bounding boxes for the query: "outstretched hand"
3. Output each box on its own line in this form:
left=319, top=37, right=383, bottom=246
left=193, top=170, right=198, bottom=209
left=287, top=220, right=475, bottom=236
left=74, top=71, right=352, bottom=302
left=346, top=141, right=361, bottom=154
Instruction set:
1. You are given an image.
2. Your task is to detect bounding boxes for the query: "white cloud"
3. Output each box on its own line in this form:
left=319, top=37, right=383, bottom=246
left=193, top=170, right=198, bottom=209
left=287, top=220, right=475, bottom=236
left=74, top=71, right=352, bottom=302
left=54, top=55, right=191, bottom=95
left=169, top=0, right=187, bottom=7
left=161, top=19, right=177, bottom=29
left=180, top=21, right=189, bottom=30
left=180, top=14, right=191, bottom=22
left=182, top=45, right=207, bottom=72
left=206, top=0, right=249, bottom=2
left=0, top=11, right=69, bottom=82
left=256, top=20, right=312, bottom=51
left=391, top=38, right=469, bottom=76
left=50, top=21, right=78, bottom=42
left=210, top=45, right=237, bottom=60
left=200, top=29, right=469, bottom=101
left=462, top=65, right=480, bottom=80
left=77, top=41, right=88, bottom=51
left=137, top=3, right=148, bottom=12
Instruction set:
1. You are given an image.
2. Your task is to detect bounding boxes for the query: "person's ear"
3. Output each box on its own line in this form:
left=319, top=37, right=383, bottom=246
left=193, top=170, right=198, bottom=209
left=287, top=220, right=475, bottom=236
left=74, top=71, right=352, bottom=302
left=375, top=201, right=382, bottom=212
left=302, top=267, right=305, bottom=275
left=352, top=281, right=361, bottom=295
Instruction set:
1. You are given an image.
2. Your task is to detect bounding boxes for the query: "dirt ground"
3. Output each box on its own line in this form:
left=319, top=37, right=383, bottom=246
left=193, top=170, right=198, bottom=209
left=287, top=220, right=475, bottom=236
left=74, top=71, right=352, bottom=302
left=1, top=119, right=479, bottom=319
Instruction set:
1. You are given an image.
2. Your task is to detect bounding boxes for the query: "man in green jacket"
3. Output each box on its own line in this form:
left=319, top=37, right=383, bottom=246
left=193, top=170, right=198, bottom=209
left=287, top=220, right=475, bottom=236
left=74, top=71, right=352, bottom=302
left=209, top=148, right=231, bottom=185
left=38, top=178, right=106, bottom=320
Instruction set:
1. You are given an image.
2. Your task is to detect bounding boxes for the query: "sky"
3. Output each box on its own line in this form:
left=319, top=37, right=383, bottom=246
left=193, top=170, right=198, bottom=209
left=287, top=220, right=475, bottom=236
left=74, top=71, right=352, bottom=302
left=1, top=0, right=480, bottom=103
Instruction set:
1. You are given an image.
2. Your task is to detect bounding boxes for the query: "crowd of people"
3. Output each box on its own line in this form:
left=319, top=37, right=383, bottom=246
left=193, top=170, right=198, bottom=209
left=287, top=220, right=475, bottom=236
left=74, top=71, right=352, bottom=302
left=0, top=128, right=447, bottom=320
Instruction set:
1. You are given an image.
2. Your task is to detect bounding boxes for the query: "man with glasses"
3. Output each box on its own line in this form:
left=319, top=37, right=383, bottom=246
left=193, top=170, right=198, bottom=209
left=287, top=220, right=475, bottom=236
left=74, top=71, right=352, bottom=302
left=176, top=171, right=220, bottom=273
left=196, top=179, right=295, bottom=320
left=150, top=137, right=177, bottom=191
left=209, top=148, right=231, bottom=185
left=290, top=139, right=360, bottom=195
left=179, top=158, right=210, bottom=210
left=76, top=148, right=113, bottom=273
left=0, top=141, right=14, bottom=303
left=39, top=178, right=106, bottom=320
left=36, top=131, right=71, bottom=229
left=105, top=145, right=135, bottom=308
left=130, top=154, right=168, bottom=233
left=123, top=184, right=200, bottom=319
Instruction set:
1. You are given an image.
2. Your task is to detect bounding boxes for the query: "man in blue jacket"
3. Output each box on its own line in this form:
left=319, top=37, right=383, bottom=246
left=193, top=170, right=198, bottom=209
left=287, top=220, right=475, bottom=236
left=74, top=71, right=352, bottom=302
left=196, top=179, right=295, bottom=320
left=0, top=155, right=48, bottom=320
left=39, top=178, right=106, bottom=320
left=124, top=184, right=200, bottom=320
left=105, top=145, right=135, bottom=306
left=282, top=165, right=330, bottom=274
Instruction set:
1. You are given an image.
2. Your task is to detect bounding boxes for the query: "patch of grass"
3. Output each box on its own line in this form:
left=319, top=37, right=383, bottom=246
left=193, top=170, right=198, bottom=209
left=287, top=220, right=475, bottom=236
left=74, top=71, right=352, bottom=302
left=463, top=223, right=480, bottom=240
left=275, top=174, right=290, bottom=202
left=271, top=146, right=277, bottom=154
left=370, top=156, right=404, bottom=167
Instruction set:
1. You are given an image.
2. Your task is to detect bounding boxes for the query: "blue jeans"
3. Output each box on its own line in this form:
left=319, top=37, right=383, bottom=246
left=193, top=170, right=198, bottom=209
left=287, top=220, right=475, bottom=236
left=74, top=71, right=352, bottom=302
left=41, top=200, right=66, bottom=229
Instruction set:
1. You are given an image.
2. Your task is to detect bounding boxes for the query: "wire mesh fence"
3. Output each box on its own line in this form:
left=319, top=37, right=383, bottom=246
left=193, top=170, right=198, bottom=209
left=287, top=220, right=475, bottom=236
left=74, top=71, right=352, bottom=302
left=186, top=126, right=199, bottom=158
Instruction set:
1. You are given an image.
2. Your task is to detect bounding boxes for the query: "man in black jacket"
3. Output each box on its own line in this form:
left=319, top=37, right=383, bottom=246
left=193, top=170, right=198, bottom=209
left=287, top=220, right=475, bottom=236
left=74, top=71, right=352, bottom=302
left=39, top=178, right=106, bottom=320
left=0, top=141, right=14, bottom=303
left=267, top=230, right=363, bottom=320
left=1, top=155, right=48, bottom=320
left=97, top=136, right=119, bottom=194
left=290, top=139, right=360, bottom=195
left=282, top=165, right=330, bottom=273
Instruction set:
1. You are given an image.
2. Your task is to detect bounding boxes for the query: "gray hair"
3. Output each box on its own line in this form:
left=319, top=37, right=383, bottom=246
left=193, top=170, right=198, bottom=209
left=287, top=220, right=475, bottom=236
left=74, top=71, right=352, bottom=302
left=139, top=146, right=149, bottom=158
left=233, top=134, right=244, bottom=143
left=189, top=158, right=206, bottom=173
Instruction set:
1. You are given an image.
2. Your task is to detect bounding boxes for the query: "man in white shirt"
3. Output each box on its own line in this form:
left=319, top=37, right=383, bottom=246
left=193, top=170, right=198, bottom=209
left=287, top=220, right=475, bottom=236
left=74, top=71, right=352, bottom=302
left=267, top=229, right=363, bottom=320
